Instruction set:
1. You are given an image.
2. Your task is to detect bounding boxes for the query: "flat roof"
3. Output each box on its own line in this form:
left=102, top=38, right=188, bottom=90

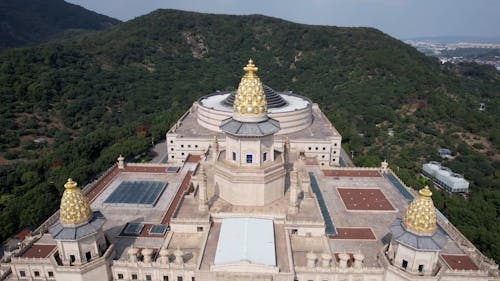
left=441, top=254, right=479, bottom=270
left=214, top=218, right=276, bottom=266
left=21, top=244, right=56, bottom=258
left=337, top=188, right=395, bottom=211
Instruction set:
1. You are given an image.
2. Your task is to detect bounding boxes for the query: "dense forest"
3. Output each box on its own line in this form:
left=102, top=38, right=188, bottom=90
left=0, top=10, right=498, bottom=262
left=0, top=0, right=120, bottom=50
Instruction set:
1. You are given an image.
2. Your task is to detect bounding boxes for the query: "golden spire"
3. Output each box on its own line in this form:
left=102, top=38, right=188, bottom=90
left=233, top=59, right=267, bottom=117
left=59, top=178, right=93, bottom=226
left=402, top=186, right=437, bottom=235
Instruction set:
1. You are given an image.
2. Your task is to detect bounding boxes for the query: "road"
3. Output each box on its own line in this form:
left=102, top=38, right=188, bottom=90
left=339, top=147, right=354, bottom=167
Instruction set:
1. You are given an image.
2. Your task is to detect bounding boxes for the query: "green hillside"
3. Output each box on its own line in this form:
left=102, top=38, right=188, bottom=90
left=0, top=9, right=498, bottom=261
left=0, top=0, right=120, bottom=50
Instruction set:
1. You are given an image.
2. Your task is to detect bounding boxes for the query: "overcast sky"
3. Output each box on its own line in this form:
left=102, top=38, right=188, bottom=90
left=66, top=0, right=500, bottom=39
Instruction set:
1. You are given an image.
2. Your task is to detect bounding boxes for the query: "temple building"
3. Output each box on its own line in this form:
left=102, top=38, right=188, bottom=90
left=0, top=60, right=498, bottom=281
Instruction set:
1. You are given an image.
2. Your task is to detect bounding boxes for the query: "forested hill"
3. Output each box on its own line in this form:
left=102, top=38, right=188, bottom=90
left=0, top=9, right=499, bottom=261
left=0, top=0, right=120, bottom=50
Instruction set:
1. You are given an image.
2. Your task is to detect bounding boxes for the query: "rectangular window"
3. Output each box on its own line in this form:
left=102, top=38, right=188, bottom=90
left=146, top=275, right=152, bottom=281
left=48, top=271, right=54, bottom=278
left=402, top=259, right=408, bottom=269
left=263, top=152, right=267, bottom=161
left=85, top=251, right=91, bottom=261
left=34, top=271, right=40, bottom=277
left=70, top=255, right=76, bottom=263
left=246, top=154, right=253, bottom=163
left=19, top=271, right=26, bottom=277
left=117, top=273, right=124, bottom=279
left=177, top=277, right=183, bottom=281
left=232, top=152, right=236, bottom=161
left=132, top=274, right=138, bottom=280
left=197, top=226, right=203, bottom=232
left=163, top=276, right=169, bottom=281
left=418, top=264, right=424, bottom=272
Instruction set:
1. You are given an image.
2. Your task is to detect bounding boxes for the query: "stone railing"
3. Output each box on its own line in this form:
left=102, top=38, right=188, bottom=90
left=126, top=163, right=169, bottom=168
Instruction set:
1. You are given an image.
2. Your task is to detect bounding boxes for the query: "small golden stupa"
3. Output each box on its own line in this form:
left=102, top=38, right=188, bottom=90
left=402, top=186, right=437, bottom=235
left=59, top=178, right=93, bottom=226
left=233, top=59, right=268, bottom=117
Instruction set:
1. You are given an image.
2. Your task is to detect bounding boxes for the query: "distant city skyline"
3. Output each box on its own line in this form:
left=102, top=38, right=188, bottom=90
left=66, top=0, right=500, bottom=40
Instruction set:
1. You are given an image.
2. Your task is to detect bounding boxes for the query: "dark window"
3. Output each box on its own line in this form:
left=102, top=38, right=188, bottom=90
left=146, top=275, right=152, bottom=281
left=181, top=152, right=185, bottom=156
left=192, top=277, right=195, bottom=281
left=170, top=140, right=173, bottom=144
left=171, top=155, right=174, bottom=159
left=70, top=255, right=76, bottom=263
left=308, top=147, right=311, bottom=150
left=34, top=271, right=40, bottom=277
left=164, top=276, right=169, bottom=281
left=117, top=273, right=124, bottom=279
left=48, top=271, right=54, bottom=277
left=232, top=152, right=236, bottom=161
left=315, top=147, right=318, bottom=150
left=321, top=163, right=324, bottom=166
left=334, top=143, right=338, bottom=146
left=195, top=145, right=198, bottom=148
left=402, top=259, right=408, bottom=269
left=188, top=145, right=191, bottom=148
left=263, top=152, right=267, bottom=161
left=85, top=251, right=91, bottom=261
left=197, top=226, right=203, bottom=232
left=323, top=147, right=326, bottom=150
left=132, top=274, right=138, bottom=280
left=246, top=154, right=253, bottom=163
left=334, top=150, right=337, bottom=154
left=171, top=148, right=174, bottom=151
left=19, top=271, right=26, bottom=277
left=418, top=264, right=424, bottom=272
left=291, top=229, right=298, bottom=234
left=332, top=158, right=336, bottom=162
left=181, top=144, right=184, bottom=148
left=322, top=155, right=325, bottom=158
left=178, top=277, right=183, bottom=281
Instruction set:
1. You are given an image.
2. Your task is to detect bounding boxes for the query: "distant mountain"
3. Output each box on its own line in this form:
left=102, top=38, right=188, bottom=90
left=0, top=0, right=120, bottom=50
left=405, top=36, right=500, bottom=44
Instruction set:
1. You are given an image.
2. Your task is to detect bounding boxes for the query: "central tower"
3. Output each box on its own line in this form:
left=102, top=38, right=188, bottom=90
left=213, top=59, right=285, bottom=206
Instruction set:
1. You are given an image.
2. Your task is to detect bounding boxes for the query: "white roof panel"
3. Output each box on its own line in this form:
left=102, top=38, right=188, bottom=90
left=214, top=217, right=276, bottom=266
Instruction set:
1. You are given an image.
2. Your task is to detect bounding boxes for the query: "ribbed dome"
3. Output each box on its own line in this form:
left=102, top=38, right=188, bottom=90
left=402, top=186, right=437, bottom=236
left=59, top=178, right=93, bottom=226
left=223, top=84, right=288, bottom=109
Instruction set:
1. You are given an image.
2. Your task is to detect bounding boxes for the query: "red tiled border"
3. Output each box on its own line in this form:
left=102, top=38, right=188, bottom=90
left=161, top=171, right=193, bottom=224
left=337, top=188, right=395, bottom=211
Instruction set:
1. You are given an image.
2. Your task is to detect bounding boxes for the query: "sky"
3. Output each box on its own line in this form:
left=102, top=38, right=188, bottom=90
left=66, top=0, right=500, bottom=39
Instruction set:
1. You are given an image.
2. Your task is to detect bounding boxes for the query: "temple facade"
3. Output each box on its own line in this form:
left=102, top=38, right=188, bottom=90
left=1, top=60, right=498, bottom=281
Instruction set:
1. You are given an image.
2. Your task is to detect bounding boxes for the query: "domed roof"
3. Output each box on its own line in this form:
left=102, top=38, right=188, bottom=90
left=223, top=83, right=287, bottom=109
left=59, top=178, right=93, bottom=226
left=232, top=59, right=267, bottom=118
left=402, top=186, right=437, bottom=235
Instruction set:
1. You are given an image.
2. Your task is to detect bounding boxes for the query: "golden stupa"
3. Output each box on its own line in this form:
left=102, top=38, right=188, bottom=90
left=59, top=178, right=93, bottom=226
left=402, top=186, right=437, bottom=235
left=233, top=59, right=268, bottom=116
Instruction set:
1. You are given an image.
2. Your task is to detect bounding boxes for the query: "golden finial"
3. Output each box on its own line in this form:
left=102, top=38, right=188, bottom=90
left=59, top=178, right=93, bottom=226
left=402, top=186, right=437, bottom=235
left=233, top=59, right=267, bottom=117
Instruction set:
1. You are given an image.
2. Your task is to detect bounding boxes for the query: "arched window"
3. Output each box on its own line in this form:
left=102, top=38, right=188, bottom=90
left=232, top=152, right=236, bottom=161
left=263, top=152, right=267, bottom=161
